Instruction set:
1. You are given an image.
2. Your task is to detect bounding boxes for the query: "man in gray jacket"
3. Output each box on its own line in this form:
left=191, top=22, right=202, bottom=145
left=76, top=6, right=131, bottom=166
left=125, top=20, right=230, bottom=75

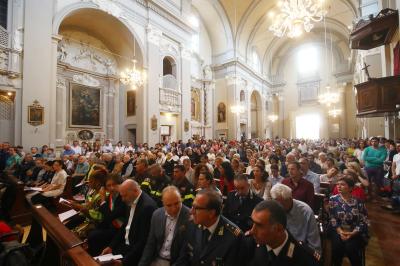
left=139, top=186, right=190, bottom=266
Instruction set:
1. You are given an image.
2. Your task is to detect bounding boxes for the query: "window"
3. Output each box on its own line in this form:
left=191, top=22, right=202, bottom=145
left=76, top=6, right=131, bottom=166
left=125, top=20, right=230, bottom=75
left=252, top=50, right=261, bottom=72
left=191, top=33, right=199, bottom=54
left=240, top=90, right=245, bottom=102
left=297, top=46, right=318, bottom=76
left=0, top=0, right=7, bottom=29
left=360, top=0, right=379, bottom=16
left=296, top=114, right=320, bottom=139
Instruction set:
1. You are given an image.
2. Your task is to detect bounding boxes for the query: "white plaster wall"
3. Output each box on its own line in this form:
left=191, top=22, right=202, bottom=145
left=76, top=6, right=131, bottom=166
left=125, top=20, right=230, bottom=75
left=21, top=0, right=54, bottom=148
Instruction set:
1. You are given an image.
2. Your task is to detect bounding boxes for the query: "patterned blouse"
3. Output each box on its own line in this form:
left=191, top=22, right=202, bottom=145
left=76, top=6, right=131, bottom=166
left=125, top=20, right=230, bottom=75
left=328, top=194, right=368, bottom=237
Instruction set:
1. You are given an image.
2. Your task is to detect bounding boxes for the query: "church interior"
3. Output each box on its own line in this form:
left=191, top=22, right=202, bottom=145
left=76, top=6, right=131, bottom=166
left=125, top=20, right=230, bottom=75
left=0, top=0, right=400, bottom=265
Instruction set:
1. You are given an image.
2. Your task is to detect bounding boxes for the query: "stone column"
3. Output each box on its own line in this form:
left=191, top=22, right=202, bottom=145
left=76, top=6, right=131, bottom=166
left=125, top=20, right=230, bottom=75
left=180, top=45, right=192, bottom=142
left=50, top=35, right=62, bottom=147
left=21, top=0, right=54, bottom=148
left=55, top=76, right=66, bottom=146
left=145, top=25, right=162, bottom=146
left=106, top=81, right=115, bottom=140
left=226, top=76, right=240, bottom=141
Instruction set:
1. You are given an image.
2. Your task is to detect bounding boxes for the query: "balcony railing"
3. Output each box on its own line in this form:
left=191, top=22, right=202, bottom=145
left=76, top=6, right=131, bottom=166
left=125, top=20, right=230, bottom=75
left=0, top=27, right=8, bottom=48
left=162, top=74, right=178, bottom=91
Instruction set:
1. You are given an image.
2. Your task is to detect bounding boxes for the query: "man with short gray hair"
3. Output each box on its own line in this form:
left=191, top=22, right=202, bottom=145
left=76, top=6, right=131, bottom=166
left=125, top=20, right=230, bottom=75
left=270, top=184, right=321, bottom=254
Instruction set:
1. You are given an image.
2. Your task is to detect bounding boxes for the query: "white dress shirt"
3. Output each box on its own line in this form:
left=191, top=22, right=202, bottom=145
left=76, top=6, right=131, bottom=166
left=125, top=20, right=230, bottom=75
left=266, top=230, right=289, bottom=256
left=159, top=210, right=180, bottom=259
left=125, top=191, right=142, bottom=245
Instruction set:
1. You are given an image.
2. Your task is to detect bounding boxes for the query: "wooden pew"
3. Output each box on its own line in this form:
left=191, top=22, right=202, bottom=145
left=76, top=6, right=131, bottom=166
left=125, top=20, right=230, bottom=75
left=4, top=174, right=32, bottom=225
left=27, top=204, right=98, bottom=266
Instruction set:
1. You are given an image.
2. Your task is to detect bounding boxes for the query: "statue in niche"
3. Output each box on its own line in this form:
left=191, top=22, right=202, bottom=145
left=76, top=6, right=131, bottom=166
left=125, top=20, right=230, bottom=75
left=203, top=65, right=212, bottom=80
left=217, top=102, right=226, bottom=123
left=57, top=41, right=67, bottom=61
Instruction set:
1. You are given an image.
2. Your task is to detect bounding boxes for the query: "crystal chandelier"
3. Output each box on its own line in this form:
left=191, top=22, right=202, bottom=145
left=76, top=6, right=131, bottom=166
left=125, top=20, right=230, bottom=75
left=268, top=114, right=279, bottom=122
left=318, top=86, right=340, bottom=107
left=328, top=108, right=342, bottom=118
left=269, top=0, right=327, bottom=38
left=120, top=59, right=144, bottom=89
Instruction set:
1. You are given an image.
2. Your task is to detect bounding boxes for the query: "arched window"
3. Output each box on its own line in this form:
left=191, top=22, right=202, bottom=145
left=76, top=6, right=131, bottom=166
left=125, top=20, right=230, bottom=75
left=162, top=57, right=178, bottom=90
left=252, top=49, right=261, bottom=72
left=163, top=57, right=176, bottom=77
left=0, top=0, right=7, bottom=29
left=240, top=90, right=245, bottom=102
left=297, top=45, right=318, bottom=76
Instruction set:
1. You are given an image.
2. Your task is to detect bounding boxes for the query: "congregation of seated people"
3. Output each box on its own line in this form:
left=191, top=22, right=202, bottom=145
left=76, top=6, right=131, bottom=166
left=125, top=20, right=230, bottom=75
left=1, top=136, right=399, bottom=266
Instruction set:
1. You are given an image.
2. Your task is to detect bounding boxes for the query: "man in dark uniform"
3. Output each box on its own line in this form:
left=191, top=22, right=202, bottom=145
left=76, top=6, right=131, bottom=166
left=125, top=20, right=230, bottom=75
left=141, top=164, right=171, bottom=207
left=223, top=174, right=263, bottom=232
left=133, top=158, right=150, bottom=184
left=176, top=189, right=244, bottom=266
left=245, top=200, right=320, bottom=266
left=172, top=165, right=195, bottom=207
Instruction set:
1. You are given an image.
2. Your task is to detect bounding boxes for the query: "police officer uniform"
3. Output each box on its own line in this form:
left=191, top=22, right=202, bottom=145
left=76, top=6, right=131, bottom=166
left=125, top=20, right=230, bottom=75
left=177, top=216, right=244, bottom=266
left=223, top=190, right=263, bottom=232
left=140, top=174, right=171, bottom=207
left=246, top=231, right=320, bottom=266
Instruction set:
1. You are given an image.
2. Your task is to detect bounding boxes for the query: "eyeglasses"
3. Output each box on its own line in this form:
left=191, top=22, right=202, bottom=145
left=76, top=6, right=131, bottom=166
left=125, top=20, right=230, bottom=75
left=191, top=205, right=209, bottom=212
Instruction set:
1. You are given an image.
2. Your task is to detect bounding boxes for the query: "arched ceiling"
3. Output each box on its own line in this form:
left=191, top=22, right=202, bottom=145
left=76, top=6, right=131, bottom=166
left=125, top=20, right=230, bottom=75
left=193, top=0, right=359, bottom=75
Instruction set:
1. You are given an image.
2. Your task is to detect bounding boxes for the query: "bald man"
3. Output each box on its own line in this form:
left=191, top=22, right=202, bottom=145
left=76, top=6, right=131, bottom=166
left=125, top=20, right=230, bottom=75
left=102, top=179, right=157, bottom=265
left=139, top=186, right=190, bottom=266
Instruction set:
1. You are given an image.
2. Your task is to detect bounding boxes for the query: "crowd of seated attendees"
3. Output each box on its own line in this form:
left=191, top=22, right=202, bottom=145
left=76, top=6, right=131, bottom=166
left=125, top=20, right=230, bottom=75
left=0, top=136, right=399, bottom=265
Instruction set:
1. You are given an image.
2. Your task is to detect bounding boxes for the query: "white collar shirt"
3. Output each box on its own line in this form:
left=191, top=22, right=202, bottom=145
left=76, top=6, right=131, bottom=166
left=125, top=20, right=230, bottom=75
left=125, top=191, right=142, bottom=245
left=266, top=230, right=289, bottom=256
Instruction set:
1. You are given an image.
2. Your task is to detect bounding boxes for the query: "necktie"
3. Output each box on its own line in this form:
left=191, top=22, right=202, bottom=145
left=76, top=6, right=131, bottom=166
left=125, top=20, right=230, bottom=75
left=201, top=228, right=210, bottom=248
left=268, top=250, right=277, bottom=261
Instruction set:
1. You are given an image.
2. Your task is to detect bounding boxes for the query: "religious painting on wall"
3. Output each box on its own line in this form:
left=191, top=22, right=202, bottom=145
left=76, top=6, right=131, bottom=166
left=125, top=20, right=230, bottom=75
left=217, top=102, right=226, bottom=123
left=191, top=89, right=200, bottom=121
left=28, top=100, right=44, bottom=126
left=126, top=90, right=136, bottom=116
left=69, top=83, right=101, bottom=128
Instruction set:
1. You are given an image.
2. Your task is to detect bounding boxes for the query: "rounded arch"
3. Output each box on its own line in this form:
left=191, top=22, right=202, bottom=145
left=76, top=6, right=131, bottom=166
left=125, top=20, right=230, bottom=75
left=250, top=90, right=263, bottom=138
left=240, top=90, right=245, bottom=102
left=163, top=56, right=177, bottom=77
left=53, top=2, right=146, bottom=66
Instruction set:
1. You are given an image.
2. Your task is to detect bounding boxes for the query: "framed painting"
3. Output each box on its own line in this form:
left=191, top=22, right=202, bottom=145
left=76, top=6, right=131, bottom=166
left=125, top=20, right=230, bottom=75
left=126, top=90, right=136, bottom=116
left=28, top=101, right=44, bottom=126
left=69, top=83, right=101, bottom=128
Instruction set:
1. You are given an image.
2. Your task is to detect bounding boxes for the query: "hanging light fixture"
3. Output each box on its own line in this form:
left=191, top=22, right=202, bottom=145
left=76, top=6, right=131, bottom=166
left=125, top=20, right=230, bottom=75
left=328, top=107, right=342, bottom=118
left=269, top=0, right=327, bottom=38
left=318, top=85, right=340, bottom=107
left=268, top=114, right=279, bottom=122
left=120, top=11, right=144, bottom=89
left=120, top=59, right=144, bottom=89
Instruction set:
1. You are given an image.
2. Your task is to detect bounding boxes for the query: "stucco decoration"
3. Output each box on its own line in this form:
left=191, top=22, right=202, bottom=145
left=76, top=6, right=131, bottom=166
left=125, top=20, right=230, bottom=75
left=147, top=25, right=162, bottom=46
left=73, top=73, right=101, bottom=87
left=203, top=65, right=212, bottom=80
left=57, top=33, right=117, bottom=75
left=82, top=0, right=126, bottom=19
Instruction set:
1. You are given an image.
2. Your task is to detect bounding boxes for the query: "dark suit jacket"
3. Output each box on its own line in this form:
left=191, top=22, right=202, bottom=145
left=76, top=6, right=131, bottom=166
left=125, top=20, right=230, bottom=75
left=97, top=194, right=126, bottom=230
left=138, top=205, right=190, bottom=266
left=245, top=232, right=319, bottom=266
left=110, top=191, right=157, bottom=266
left=223, top=190, right=263, bottom=232
left=176, top=216, right=244, bottom=266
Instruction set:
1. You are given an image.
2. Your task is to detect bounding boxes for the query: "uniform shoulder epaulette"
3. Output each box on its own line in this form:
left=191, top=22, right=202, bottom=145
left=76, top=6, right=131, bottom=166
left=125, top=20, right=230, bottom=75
left=225, top=222, right=242, bottom=237
left=298, top=241, right=321, bottom=261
